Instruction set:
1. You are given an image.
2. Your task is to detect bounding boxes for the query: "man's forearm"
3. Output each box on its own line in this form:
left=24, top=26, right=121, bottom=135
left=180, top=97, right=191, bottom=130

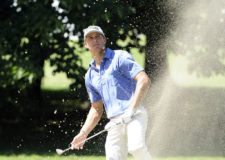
left=130, top=72, right=151, bottom=109
left=80, top=107, right=103, bottom=135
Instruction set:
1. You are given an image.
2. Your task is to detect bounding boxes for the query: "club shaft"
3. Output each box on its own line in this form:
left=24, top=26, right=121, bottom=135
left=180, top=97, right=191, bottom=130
left=63, top=147, right=71, bottom=153
left=58, top=112, right=141, bottom=155
left=61, top=129, right=107, bottom=153
left=83, top=129, right=107, bottom=143
left=58, top=121, right=122, bottom=154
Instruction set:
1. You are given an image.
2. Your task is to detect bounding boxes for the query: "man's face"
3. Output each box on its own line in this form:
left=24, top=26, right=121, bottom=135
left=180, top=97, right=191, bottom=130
left=84, top=32, right=106, bottom=53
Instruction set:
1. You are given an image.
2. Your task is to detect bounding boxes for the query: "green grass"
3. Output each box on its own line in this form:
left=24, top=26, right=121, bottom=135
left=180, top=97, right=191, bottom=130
left=41, top=61, right=74, bottom=91
left=157, top=158, right=225, bottom=160
left=0, top=155, right=225, bottom=160
left=0, top=155, right=105, bottom=160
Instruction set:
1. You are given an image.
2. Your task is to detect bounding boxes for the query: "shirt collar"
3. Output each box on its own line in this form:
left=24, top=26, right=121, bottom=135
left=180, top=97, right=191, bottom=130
left=104, top=48, right=114, bottom=59
left=89, top=48, right=113, bottom=68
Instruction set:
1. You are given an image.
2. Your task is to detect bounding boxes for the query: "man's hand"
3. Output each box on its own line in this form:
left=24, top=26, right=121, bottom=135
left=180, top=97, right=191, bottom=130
left=70, top=131, right=88, bottom=150
left=121, top=108, right=136, bottom=124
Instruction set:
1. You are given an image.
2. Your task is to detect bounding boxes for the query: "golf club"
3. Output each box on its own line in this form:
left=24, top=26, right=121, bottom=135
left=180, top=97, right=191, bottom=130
left=56, top=121, right=122, bottom=155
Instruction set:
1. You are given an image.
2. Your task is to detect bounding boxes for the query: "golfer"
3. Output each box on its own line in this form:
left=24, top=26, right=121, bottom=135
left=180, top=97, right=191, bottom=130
left=71, top=25, right=152, bottom=160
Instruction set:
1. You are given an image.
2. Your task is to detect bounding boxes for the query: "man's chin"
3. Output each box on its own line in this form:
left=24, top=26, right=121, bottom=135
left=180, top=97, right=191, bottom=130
left=91, top=47, right=105, bottom=53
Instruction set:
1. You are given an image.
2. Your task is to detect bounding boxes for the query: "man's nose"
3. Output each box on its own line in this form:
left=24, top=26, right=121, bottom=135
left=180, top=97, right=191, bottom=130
left=92, top=37, right=98, bottom=42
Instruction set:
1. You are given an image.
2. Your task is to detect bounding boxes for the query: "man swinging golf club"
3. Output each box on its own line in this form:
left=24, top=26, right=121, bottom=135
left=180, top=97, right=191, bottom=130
left=70, top=25, right=152, bottom=160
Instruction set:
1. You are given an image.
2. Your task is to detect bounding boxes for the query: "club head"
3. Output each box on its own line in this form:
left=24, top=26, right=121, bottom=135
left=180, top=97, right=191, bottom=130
left=56, top=149, right=64, bottom=155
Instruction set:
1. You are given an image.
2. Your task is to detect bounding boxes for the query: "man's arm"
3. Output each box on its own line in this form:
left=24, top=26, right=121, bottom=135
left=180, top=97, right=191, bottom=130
left=130, top=71, right=151, bottom=109
left=80, top=100, right=104, bottom=135
left=71, top=100, right=104, bottom=149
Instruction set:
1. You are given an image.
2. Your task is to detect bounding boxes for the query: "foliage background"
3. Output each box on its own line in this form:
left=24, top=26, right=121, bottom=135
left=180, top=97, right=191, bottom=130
left=0, top=0, right=224, bottom=156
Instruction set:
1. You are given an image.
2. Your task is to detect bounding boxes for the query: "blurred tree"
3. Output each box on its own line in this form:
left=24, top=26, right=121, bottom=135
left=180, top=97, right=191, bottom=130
left=122, top=0, right=178, bottom=80
left=0, top=0, right=138, bottom=121
left=1, top=0, right=223, bottom=116
left=0, top=0, right=88, bottom=120
left=61, top=0, right=177, bottom=80
left=1, top=0, right=225, bottom=154
left=169, top=0, right=225, bottom=77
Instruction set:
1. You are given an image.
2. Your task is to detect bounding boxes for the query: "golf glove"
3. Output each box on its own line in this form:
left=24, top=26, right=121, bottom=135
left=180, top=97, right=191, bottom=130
left=121, top=108, right=136, bottom=124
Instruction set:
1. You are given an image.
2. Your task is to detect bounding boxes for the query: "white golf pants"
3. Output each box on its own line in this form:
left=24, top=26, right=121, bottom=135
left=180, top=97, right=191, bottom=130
left=105, top=106, right=152, bottom=160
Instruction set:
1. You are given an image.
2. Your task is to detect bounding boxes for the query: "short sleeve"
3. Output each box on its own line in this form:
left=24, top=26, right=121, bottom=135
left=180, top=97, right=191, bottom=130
left=118, top=51, right=144, bottom=79
left=85, top=75, right=102, bottom=103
